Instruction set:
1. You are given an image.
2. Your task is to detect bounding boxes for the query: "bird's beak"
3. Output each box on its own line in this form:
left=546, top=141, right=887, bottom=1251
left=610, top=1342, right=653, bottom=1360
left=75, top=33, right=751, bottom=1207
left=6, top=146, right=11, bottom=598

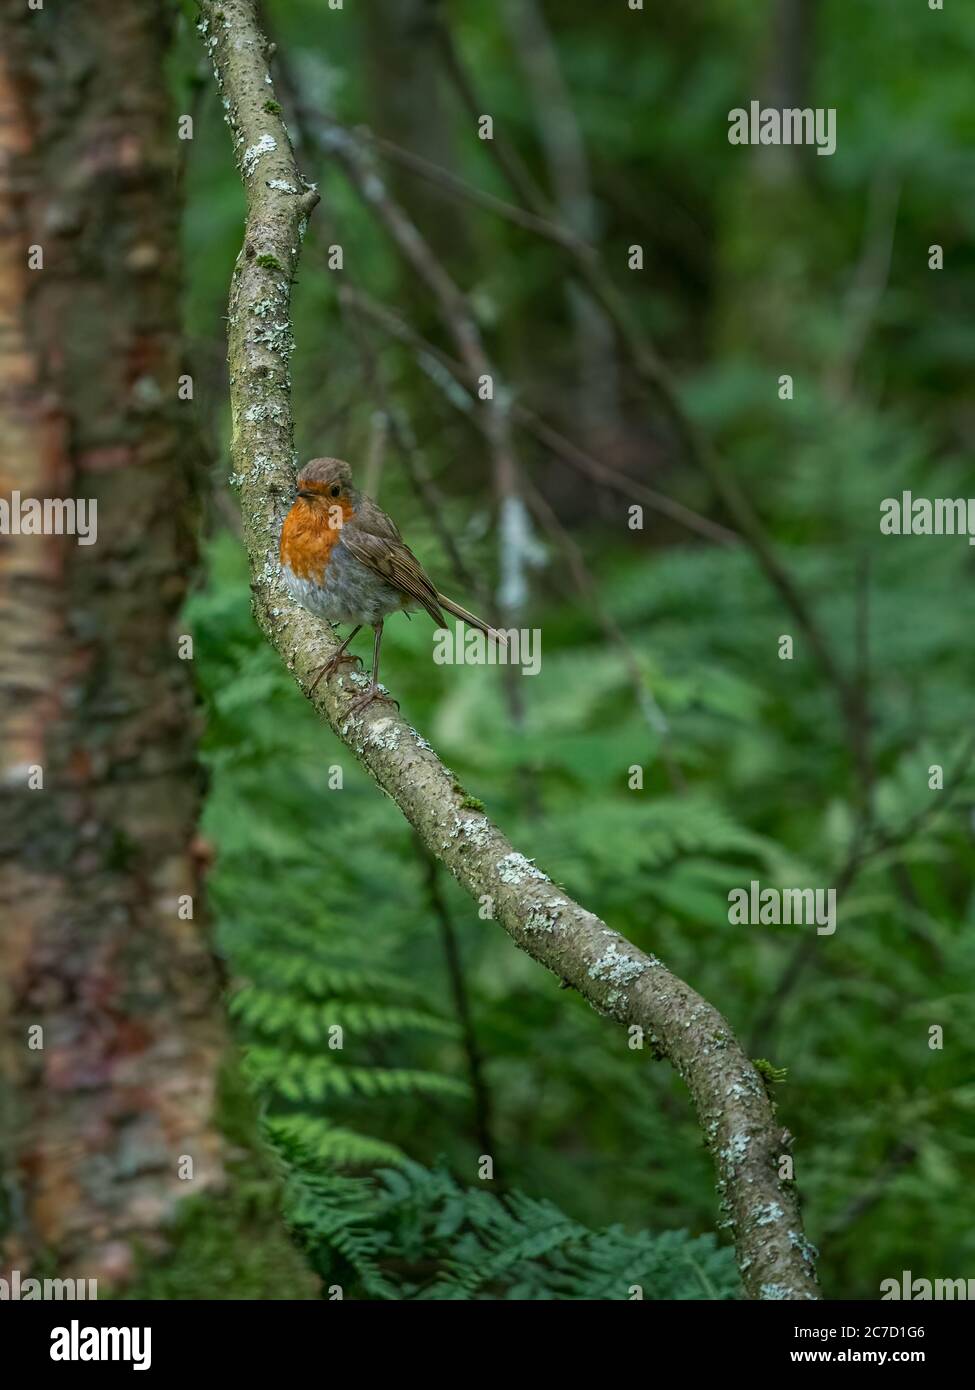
left=296, top=489, right=315, bottom=500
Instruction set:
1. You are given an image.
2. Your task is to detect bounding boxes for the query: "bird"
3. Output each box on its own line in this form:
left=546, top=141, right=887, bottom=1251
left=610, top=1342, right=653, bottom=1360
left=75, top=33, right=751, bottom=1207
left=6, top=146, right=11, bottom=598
left=279, top=457, right=505, bottom=716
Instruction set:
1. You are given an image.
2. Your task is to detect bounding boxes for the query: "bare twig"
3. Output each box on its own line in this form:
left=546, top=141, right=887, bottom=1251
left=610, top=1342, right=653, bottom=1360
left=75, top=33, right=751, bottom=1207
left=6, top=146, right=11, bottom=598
left=336, top=285, right=484, bottom=600
left=431, top=5, right=550, bottom=214
left=419, top=841, right=498, bottom=1170
left=522, top=477, right=687, bottom=795
left=312, top=119, right=534, bottom=620
left=354, top=123, right=583, bottom=248
left=821, top=1142, right=917, bottom=1239
left=500, top=0, right=620, bottom=433
left=340, top=285, right=738, bottom=547
left=266, top=48, right=485, bottom=602
left=749, top=731, right=975, bottom=1052
left=430, top=7, right=862, bottom=752
left=361, top=407, right=388, bottom=501
left=828, top=171, right=901, bottom=401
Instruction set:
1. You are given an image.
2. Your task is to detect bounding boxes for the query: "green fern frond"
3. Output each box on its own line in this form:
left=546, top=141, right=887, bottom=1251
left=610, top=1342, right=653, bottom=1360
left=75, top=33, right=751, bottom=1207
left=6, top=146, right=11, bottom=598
left=264, top=1114, right=406, bottom=1171
left=243, top=1048, right=470, bottom=1105
left=231, top=947, right=431, bottom=1005
left=229, top=988, right=459, bottom=1044
left=279, top=1159, right=742, bottom=1301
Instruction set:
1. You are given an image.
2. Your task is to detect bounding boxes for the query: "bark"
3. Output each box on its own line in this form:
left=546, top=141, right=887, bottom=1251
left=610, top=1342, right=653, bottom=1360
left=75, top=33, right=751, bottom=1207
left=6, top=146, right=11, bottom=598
left=199, top=0, right=821, bottom=1300
left=0, top=0, right=225, bottom=1284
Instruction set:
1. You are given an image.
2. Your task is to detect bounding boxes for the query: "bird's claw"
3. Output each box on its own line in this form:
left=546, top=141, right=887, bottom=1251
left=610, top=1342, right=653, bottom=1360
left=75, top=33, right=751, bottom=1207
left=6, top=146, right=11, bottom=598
left=345, top=683, right=398, bottom=719
left=308, top=651, right=357, bottom=694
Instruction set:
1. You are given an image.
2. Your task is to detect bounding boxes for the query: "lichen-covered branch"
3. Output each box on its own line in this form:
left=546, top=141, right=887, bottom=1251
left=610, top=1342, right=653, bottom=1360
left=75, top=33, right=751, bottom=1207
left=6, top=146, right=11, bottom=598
left=198, top=0, right=820, bottom=1301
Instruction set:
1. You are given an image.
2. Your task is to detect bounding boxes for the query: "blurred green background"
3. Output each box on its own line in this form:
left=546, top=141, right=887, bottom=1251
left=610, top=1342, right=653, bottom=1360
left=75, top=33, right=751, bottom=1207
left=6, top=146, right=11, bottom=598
left=172, top=0, right=975, bottom=1298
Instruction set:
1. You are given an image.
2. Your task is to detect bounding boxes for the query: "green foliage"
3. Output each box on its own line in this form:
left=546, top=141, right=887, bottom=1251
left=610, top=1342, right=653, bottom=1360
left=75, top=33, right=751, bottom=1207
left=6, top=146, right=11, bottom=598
left=264, top=1116, right=406, bottom=1172
left=188, top=504, right=975, bottom=1298
left=176, top=0, right=975, bottom=1300
left=280, top=1159, right=741, bottom=1301
left=229, top=929, right=470, bottom=1167
left=752, top=1059, right=788, bottom=1092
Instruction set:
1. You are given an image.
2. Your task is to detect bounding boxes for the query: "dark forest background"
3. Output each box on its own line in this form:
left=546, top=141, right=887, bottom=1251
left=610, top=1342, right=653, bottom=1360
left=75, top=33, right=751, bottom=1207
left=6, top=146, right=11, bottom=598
left=2, top=0, right=974, bottom=1300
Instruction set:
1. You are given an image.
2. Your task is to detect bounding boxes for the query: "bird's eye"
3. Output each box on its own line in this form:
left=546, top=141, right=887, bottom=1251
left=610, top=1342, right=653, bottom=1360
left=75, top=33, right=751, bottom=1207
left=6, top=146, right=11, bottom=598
left=330, top=483, right=341, bottom=497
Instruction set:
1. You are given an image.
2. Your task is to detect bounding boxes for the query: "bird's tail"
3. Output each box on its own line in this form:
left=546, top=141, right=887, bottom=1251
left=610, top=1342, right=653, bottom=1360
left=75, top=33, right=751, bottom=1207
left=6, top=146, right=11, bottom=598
left=436, top=593, right=508, bottom=647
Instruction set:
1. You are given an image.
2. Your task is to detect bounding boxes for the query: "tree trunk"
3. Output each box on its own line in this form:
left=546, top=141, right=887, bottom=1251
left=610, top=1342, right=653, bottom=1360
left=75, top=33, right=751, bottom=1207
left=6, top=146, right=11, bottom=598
left=714, top=0, right=821, bottom=362
left=0, top=0, right=225, bottom=1286
left=362, top=0, right=469, bottom=266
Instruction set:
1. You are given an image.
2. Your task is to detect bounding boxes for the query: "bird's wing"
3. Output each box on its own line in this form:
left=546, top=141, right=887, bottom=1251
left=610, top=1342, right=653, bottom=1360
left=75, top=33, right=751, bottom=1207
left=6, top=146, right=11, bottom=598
left=343, top=499, right=446, bottom=626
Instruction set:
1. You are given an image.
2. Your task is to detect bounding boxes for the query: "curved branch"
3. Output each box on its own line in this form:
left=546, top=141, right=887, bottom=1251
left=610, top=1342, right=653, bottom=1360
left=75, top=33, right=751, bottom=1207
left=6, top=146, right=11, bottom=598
left=198, top=0, right=820, bottom=1302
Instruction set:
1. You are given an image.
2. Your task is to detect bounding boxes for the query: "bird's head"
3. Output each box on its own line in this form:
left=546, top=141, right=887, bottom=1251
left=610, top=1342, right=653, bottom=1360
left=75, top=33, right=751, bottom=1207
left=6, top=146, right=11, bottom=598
left=294, top=457, right=358, bottom=514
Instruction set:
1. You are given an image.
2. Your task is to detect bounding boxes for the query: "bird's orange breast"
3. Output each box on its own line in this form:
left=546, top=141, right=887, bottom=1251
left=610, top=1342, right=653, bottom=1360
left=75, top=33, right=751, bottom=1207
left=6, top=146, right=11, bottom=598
left=279, top=498, right=355, bottom=582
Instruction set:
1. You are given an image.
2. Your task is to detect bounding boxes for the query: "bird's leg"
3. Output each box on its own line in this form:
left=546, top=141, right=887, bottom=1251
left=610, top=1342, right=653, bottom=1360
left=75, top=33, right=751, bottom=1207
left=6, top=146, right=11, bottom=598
left=309, top=624, right=361, bottom=694
left=345, top=619, right=399, bottom=716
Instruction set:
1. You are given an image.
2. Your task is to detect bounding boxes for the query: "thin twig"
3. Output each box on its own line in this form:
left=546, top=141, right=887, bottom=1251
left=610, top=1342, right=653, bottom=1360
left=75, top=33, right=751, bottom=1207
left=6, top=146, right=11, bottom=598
left=749, top=730, right=975, bottom=1052
left=522, top=477, right=687, bottom=795
left=430, top=7, right=862, bottom=755
left=419, top=840, right=499, bottom=1171
left=340, top=285, right=738, bottom=547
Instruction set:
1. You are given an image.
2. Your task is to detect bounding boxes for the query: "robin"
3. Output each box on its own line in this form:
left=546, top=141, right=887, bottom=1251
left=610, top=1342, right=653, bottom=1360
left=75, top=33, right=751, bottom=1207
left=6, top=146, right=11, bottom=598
left=279, top=457, right=505, bottom=715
